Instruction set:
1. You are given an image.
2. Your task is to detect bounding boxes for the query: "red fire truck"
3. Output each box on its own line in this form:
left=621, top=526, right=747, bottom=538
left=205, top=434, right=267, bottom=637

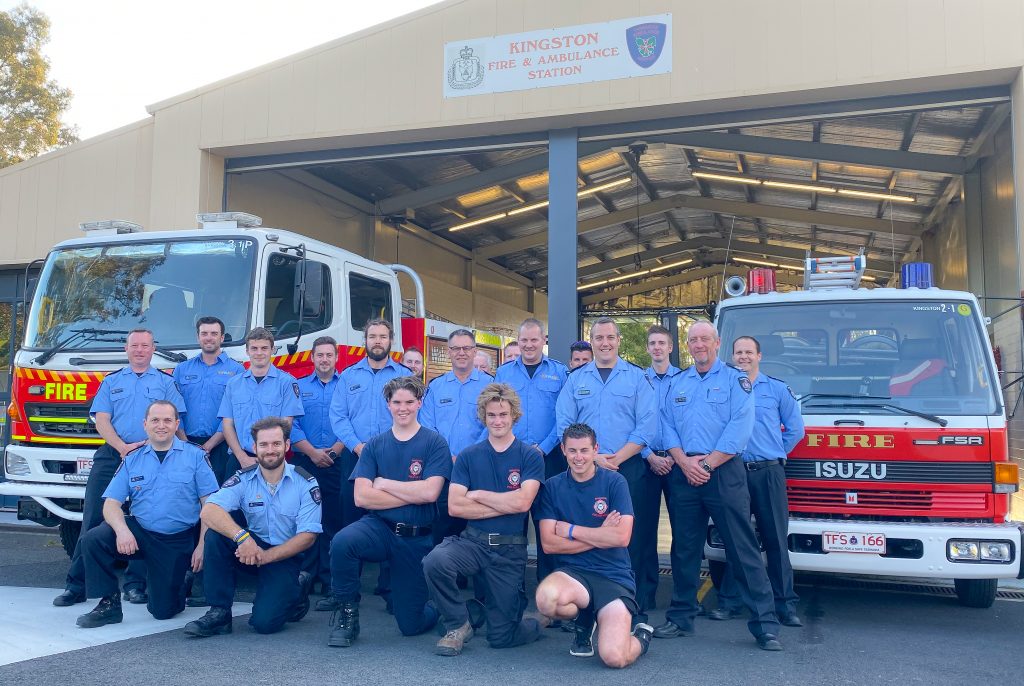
left=0, top=212, right=494, bottom=554
left=707, top=256, right=1022, bottom=608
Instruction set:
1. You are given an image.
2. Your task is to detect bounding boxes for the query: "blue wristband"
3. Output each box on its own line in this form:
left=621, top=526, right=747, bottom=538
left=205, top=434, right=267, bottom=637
left=568, top=524, right=575, bottom=541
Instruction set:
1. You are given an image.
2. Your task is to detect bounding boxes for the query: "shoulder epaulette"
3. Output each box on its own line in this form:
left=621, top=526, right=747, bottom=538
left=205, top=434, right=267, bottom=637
left=567, top=365, right=584, bottom=374
left=764, top=374, right=787, bottom=384
left=627, top=360, right=645, bottom=370
left=496, top=359, right=515, bottom=369
left=239, top=464, right=258, bottom=473
left=293, top=465, right=316, bottom=481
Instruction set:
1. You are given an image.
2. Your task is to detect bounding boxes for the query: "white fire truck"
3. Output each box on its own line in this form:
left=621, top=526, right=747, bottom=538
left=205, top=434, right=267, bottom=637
left=0, top=212, right=488, bottom=554
left=707, top=256, right=1022, bottom=608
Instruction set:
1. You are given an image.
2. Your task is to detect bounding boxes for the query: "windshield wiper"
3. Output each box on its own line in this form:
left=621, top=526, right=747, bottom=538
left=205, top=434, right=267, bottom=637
left=33, top=328, right=130, bottom=365
left=801, top=395, right=947, bottom=427
left=154, top=347, right=187, bottom=363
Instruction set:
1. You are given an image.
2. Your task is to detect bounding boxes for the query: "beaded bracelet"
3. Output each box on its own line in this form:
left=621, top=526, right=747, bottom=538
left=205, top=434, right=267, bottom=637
left=233, top=529, right=251, bottom=545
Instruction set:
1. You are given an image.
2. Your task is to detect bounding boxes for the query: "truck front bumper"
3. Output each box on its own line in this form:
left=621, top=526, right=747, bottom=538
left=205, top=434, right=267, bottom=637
left=705, top=517, right=1024, bottom=580
left=2, top=444, right=94, bottom=521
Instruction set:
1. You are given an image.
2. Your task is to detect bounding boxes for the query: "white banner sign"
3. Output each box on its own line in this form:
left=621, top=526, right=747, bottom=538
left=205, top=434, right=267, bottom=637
left=444, top=14, right=672, bottom=98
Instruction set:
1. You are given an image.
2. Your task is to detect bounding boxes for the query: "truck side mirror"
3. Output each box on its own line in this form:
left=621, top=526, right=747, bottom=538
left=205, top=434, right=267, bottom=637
left=293, top=261, right=324, bottom=317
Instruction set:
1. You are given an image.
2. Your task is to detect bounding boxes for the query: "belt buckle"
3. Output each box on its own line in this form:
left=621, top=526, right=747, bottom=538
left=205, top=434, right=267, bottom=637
left=487, top=533, right=499, bottom=546
left=745, top=461, right=757, bottom=471
left=395, top=522, right=408, bottom=536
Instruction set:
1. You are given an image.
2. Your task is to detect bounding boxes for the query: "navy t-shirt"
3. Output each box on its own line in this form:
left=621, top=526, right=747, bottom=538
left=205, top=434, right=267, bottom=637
left=350, top=426, right=452, bottom=527
left=534, top=467, right=636, bottom=591
left=451, top=438, right=544, bottom=535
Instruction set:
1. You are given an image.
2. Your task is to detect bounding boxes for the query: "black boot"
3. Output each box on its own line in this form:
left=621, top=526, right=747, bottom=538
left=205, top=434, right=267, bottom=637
left=327, top=602, right=360, bottom=647
left=183, top=608, right=233, bottom=637
left=53, top=589, right=86, bottom=607
left=288, top=571, right=314, bottom=622
left=76, top=594, right=123, bottom=628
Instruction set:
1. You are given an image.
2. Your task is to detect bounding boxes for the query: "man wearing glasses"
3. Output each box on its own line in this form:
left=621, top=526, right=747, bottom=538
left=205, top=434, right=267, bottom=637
left=421, top=329, right=493, bottom=543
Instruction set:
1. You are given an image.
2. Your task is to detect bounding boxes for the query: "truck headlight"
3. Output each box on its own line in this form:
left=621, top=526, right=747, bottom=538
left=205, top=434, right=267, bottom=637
left=4, top=452, right=30, bottom=476
left=980, top=542, right=1011, bottom=562
left=947, top=540, right=979, bottom=560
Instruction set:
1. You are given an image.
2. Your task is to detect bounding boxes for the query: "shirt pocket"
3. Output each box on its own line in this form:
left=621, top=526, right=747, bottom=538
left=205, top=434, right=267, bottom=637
left=707, top=388, right=730, bottom=420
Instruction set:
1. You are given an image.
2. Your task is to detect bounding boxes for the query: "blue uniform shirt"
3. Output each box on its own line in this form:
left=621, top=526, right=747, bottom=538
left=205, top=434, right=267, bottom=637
left=662, top=358, right=755, bottom=456
left=207, top=463, right=323, bottom=545
left=642, top=364, right=682, bottom=457
left=329, top=357, right=410, bottom=449
left=451, top=438, right=544, bottom=535
left=350, top=427, right=452, bottom=527
left=217, top=365, right=304, bottom=454
left=555, top=358, right=656, bottom=457
left=103, top=438, right=219, bottom=534
left=90, top=366, right=186, bottom=444
left=172, top=352, right=244, bottom=437
left=492, top=356, right=568, bottom=454
left=420, top=368, right=493, bottom=457
left=745, top=374, right=806, bottom=462
left=291, top=371, right=341, bottom=448
left=534, top=467, right=635, bottom=591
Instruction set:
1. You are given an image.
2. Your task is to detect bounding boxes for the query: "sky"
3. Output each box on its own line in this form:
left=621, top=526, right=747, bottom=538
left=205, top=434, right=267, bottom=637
left=3, top=0, right=441, bottom=140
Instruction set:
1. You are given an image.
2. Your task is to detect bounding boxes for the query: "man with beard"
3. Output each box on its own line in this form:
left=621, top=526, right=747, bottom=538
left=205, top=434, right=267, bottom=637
left=327, top=376, right=451, bottom=648
left=423, top=383, right=544, bottom=656
left=173, top=316, right=244, bottom=482
left=75, top=401, right=219, bottom=628
left=420, top=329, right=493, bottom=544
left=555, top=318, right=657, bottom=625
left=290, top=336, right=345, bottom=597
left=653, top=321, right=782, bottom=651
left=183, top=417, right=322, bottom=637
left=218, top=328, right=304, bottom=472
left=53, top=329, right=186, bottom=609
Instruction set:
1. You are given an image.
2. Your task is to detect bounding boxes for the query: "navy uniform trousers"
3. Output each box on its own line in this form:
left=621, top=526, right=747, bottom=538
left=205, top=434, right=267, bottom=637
left=66, top=443, right=146, bottom=596
left=291, top=454, right=344, bottom=588
left=80, top=516, right=193, bottom=619
left=424, top=533, right=540, bottom=648
left=665, top=454, right=780, bottom=638
left=717, top=461, right=798, bottom=616
left=203, top=529, right=303, bottom=634
left=618, top=454, right=663, bottom=617
left=331, top=515, right=438, bottom=636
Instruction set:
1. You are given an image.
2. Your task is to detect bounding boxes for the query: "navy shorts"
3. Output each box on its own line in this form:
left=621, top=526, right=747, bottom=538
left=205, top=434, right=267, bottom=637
left=557, top=567, right=639, bottom=615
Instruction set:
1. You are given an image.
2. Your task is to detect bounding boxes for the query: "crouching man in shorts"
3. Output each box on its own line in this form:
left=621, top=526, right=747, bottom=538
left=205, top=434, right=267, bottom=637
left=533, top=423, right=653, bottom=668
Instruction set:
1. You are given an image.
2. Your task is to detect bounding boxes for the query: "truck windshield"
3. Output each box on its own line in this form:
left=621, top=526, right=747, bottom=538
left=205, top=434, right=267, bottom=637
left=716, top=299, right=999, bottom=416
left=25, top=239, right=257, bottom=350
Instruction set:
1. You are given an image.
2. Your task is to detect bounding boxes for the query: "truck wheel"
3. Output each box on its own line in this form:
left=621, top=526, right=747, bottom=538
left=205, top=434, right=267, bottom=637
left=953, top=578, right=997, bottom=608
left=58, top=519, right=81, bottom=559
left=708, top=559, right=727, bottom=590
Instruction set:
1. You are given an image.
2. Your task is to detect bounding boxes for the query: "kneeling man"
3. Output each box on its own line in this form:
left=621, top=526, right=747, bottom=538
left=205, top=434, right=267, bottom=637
left=534, top=423, right=653, bottom=668
left=424, top=383, right=544, bottom=656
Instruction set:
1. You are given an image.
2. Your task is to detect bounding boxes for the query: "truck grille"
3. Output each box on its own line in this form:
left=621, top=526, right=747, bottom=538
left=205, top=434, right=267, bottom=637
left=24, top=403, right=100, bottom=438
left=788, top=487, right=990, bottom=514
left=785, top=460, right=994, bottom=484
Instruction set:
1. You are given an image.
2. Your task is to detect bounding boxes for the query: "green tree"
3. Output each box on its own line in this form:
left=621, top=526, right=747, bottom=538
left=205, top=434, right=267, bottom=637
left=0, top=4, right=78, bottom=169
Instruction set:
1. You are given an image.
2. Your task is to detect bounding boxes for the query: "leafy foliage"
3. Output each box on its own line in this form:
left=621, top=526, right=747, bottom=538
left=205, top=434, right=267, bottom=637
left=0, top=4, right=78, bottom=168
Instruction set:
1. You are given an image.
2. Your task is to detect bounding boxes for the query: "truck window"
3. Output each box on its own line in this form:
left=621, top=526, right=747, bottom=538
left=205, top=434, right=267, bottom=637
left=264, top=254, right=332, bottom=338
left=349, top=273, right=392, bottom=331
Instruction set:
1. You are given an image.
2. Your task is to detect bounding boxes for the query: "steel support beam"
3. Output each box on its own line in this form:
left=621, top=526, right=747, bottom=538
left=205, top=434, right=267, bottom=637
left=377, top=141, right=607, bottom=216
left=476, top=194, right=923, bottom=259
left=548, top=129, right=579, bottom=364
left=580, top=265, right=803, bottom=306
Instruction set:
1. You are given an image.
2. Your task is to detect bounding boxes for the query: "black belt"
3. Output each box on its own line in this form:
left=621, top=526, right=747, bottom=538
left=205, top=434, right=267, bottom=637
left=464, top=526, right=528, bottom=546
left=384, top=520, right=432, bottom=538
left=651, top=450, right=670, bottom=457
left=743, top=459, right=782, bottom=471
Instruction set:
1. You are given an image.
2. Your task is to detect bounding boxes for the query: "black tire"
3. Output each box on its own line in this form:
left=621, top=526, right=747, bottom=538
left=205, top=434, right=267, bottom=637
left=58, top=519, right=81, bottom=559
left=953, top=578, right=997, bottom=608
left=708, top=559, right=727, bottom=590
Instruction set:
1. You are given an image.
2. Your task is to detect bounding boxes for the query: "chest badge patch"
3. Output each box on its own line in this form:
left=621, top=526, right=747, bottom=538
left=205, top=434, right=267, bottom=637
left=739, top=377, right=752, bottom=393
left=507, top=469, right=521, bottom=490
left=593, top=497, right=608, bottom=517
left=409, top=459, right=423, bottom=479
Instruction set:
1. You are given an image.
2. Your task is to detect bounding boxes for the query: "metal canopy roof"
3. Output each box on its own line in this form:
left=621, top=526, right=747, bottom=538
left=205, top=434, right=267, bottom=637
left=288, top=99, right=1008, bottom=295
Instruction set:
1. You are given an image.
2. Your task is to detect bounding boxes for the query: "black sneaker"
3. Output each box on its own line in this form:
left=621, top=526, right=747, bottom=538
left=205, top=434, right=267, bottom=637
left=288, top=572, right=314, bottom=622
left=76, top=595, right=123, bottom=628
left=569, top=611, right=596, bottom=658
left=327, top=602, right=360, bottom=647
left=183, top=608, right=233, bottom=637
left=632, top=622, right=654, bottom=656
left=53, top=589, right=86, bottom=607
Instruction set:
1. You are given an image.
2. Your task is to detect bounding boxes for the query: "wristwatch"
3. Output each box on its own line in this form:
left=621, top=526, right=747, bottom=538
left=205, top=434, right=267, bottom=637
left=699, top=458, right=714, bottom=474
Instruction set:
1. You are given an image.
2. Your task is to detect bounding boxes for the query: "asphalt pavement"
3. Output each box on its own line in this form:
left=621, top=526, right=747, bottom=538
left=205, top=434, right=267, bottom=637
left=1, top=525, right=1023, bottom=685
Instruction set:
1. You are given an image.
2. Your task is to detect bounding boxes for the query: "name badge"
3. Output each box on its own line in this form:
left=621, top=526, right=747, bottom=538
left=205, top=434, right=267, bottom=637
left=131, top=475, right=145, bottom=482
left=577, top=388, right=591, bottom=396
left=247, top=501, right=265, bottom=508
left=111, top=388, right=125, bottom=395
left=674, top=396, right=687, bottom=404
left=349, top=384, right=362, bottom=392
left=439, top=398, right=453, bottom=405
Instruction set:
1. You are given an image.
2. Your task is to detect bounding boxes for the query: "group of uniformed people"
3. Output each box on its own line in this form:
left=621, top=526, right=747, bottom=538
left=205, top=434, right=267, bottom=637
left=53, top=311, right=805, bottom=666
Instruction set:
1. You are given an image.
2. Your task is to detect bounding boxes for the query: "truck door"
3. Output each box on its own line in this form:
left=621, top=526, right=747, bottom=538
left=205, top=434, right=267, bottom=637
left=342, top=264, right=399, bottom=351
